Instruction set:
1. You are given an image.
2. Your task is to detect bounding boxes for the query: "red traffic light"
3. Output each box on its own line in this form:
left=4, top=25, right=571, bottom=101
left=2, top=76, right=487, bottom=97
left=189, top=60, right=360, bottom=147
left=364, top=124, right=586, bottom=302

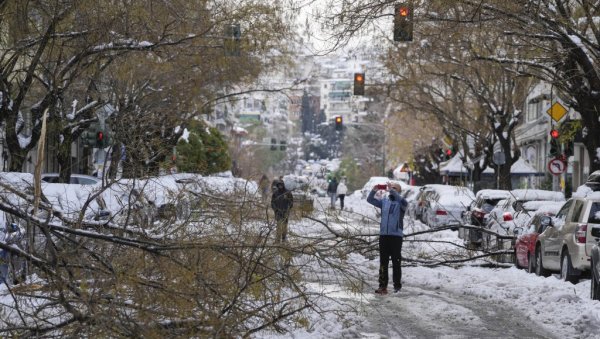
left=97, top=131, right=104, bottom=141
left=445, top=149, right=452, bottom=156
left=354, top=73, right=364, bottom=83
left=550, top=129, right=559, bottom=139
left=335, top=116, right=342, bottom=124
left=398, top=6, right=409, bottom=17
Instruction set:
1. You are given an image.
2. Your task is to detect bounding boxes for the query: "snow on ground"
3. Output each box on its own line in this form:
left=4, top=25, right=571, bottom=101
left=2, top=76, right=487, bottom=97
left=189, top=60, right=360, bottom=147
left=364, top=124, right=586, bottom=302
left=265, top=192, right=600, bottom=339
left=3, top=175, right=600, bottom=338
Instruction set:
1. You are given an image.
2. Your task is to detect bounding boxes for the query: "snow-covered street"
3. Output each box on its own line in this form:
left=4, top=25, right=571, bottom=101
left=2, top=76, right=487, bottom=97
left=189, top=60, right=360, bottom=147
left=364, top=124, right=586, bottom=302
left=267, top=193, right=600, bottom=339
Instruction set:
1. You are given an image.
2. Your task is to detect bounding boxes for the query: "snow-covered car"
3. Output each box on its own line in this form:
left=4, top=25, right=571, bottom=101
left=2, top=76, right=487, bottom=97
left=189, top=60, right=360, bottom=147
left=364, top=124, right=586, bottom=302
left=535, top=196, right=600, bottom=283
left=95, top=173, right=261, bottom=226
left=461, top=189, right=510, bottom=244
left=482, top=190, right=565, bottom=254
left=513, top=208, right=560, bottom=272
left=421, top=185, right=475, bottom=228
left=409, top=187, right=428, bottom=221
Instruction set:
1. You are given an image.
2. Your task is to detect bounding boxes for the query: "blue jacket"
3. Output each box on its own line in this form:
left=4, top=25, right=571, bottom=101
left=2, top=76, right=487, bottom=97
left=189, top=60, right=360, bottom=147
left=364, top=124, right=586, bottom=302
left=367, top=189, right=408, bottom=237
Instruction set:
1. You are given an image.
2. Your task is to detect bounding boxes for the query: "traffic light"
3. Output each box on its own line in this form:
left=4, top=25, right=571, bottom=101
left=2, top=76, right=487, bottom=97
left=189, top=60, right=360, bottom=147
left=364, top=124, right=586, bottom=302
left=335, top=116, right=343, bottom=131
left=280, top=140, right=287, bottom=151
left=394, top=3, right=413, bottom=42
left=548, top=128, right=561, bottom=157
left=96, top=131, right=105, bottom=148
left=444, top=146, right=455, bottom=160
left=224, top=23, right=241, bottom=56
left=353, top=73, right=365, bottom=95
left=564, top=140, right=574, bottom=157
left=270, top=138, right=277, bottom=151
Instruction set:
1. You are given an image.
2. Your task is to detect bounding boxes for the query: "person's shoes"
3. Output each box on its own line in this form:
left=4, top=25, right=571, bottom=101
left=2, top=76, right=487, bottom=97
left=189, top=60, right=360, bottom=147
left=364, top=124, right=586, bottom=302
left=375, top=287, right=388, bottom=295
left=393, top=287, right=401, bottom=293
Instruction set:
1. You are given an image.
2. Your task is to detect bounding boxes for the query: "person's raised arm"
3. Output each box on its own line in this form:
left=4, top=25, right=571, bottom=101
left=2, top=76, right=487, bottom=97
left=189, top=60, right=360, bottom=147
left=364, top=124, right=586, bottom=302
left=366, top=187, right=382, bottom=208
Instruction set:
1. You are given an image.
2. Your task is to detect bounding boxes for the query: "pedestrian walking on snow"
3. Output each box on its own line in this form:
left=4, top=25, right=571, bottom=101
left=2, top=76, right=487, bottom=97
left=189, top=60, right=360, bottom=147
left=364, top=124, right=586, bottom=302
left=366, top=182, right=408, bottom=295
left=270, top=180, right=294, bottom=243
left=336, top=180, right=348, bottom=210
left=327, top=177, right=338, bottom=210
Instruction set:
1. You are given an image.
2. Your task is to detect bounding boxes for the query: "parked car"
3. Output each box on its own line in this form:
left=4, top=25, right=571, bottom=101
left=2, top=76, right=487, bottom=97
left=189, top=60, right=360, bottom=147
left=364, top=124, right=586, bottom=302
left=461, top=189, right=510, bottom=245
left=409, top=186, right=434, bottom=221
left=535, top=197, right=600, bottom=283
left=485, top=200, right=564, bottom=248
left=590, top=243, right=600, bottom=300
left=420, top=185, right=475, bottom=228
left=41, top=173, right=101, bottom=185
left=513, top=207, right=560, bottom=272
left=482, top=190, right=565, bottom=258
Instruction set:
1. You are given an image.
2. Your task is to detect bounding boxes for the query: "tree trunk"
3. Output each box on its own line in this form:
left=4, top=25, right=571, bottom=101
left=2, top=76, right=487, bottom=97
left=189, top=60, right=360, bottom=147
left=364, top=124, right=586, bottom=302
left=580, top=104, right=600, bottom=173
left=56, top=135, right=74, bottom=183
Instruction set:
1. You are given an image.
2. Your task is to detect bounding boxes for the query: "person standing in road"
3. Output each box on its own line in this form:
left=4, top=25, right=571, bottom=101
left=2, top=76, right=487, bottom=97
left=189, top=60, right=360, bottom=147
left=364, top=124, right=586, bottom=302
left=327, top=177, right=338, bottom=210
left=336, top=179, right=348, bottom=210
left=270, top=180, right=294, bottom=243
left=258, top=174, right=270, bottom=202
left=366, top=182, right=408, bottom=295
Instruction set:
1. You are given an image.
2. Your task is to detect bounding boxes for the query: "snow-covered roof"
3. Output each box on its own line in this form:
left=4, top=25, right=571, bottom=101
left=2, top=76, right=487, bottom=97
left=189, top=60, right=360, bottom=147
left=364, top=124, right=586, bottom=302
left=475, top=189, right=511, bottom=199
left=572, top=185, right=600, bottom=200
left=440, top=155, right=542, bottom=176
left=509, top=189, right=565, bottom=202
left=439, top=154, right=493, bottom=175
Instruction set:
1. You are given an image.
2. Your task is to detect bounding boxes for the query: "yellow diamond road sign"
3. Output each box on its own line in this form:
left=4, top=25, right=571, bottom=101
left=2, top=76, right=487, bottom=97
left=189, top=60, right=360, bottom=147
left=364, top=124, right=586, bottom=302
left=546, top=102, right=567, bottom=122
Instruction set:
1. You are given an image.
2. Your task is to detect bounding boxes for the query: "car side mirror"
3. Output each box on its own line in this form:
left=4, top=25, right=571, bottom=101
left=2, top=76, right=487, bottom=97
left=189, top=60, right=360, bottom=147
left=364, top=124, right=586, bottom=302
left=503, top=212, right=513, bottom=222
left=540, top=216, right=553, bottom=227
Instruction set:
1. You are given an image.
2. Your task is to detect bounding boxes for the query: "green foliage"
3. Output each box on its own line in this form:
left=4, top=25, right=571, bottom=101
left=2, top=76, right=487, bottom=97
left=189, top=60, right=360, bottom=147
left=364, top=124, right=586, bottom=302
left=338, top=157, right=367, bottom=191
left=176, top=120, right=231, bottom=174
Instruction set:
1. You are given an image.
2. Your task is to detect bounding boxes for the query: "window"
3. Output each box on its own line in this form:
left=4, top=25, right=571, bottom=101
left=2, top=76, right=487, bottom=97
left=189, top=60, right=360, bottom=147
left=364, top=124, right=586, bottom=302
left=555, top=200, right=572, bottom=221
left=571, top=200, right=584, bottom=222
left=588, top=203, right=600, bottom=223
left=526, top=99, right=543, bottom=122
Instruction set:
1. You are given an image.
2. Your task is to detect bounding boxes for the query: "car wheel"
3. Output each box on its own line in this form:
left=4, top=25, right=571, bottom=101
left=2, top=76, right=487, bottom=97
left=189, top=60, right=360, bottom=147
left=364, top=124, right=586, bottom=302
left=535, top=246, right=550, bottom=277
left=527, top=252, right=535, bottom=273
left=560, top=250, right=580, bottom=284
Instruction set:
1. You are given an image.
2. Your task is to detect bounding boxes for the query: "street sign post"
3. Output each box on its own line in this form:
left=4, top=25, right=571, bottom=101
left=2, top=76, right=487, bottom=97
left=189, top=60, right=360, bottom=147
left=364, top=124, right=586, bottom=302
left=547, top=158, right=566, bottom=175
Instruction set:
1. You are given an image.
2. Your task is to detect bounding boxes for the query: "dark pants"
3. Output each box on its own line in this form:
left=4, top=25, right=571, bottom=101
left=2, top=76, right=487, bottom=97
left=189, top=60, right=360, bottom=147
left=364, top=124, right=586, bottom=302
left=378, top=235, right=403, bottom=289
left=338, top=194, right=345, bottom=209
left=274, top=213, right=289, bottom=242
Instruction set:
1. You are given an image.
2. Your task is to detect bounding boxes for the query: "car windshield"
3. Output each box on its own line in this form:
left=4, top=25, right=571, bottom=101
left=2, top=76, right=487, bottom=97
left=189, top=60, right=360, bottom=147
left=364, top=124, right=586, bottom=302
left=481, top=202, right=497, bottom=212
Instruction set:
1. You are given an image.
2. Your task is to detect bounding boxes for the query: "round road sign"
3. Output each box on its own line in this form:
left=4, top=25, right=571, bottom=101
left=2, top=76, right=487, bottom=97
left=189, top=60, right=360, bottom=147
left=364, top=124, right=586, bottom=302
left=547, top=158, right=566, bottom=175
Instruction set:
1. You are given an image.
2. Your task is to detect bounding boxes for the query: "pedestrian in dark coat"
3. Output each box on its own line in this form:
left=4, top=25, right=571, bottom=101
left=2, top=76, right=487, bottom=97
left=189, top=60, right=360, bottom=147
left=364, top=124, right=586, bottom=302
left=366, top=182, right=408, bottom=295
left=271, top=181, right=294, bottom=243
left=327, top=177, right=338, bottom=209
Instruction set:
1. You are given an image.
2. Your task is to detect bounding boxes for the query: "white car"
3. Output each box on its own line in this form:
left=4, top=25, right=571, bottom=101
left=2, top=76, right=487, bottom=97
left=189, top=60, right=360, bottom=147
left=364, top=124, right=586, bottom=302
left=421, top=185, right=475, bottom=228
left=535, top=197, right=600, bottom=283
